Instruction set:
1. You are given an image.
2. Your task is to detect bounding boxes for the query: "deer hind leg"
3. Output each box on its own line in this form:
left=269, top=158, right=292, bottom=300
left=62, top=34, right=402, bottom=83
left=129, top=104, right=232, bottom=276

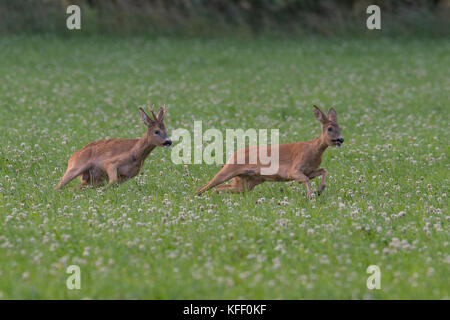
left=246, top=177, right=264, bottom=191
left=79, top=168, right=107, bottom=188
left=236, top=176, right=263, bottom=192
left=214, top=177, right=245, bottom=193
left=197, top=164, right=242, bottom=195
left=55, top=163, right=90, bottom=190
left=214, top=176, right=263, bottom=194
left=78, top=171, right=95, bottom=189
left=78, top=171, right=89, bottom=186
left=214, top=183, right=237, bottom=193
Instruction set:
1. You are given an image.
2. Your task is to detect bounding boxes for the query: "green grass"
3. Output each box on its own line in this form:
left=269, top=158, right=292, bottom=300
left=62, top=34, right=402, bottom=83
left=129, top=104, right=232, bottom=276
left=0, top=35, right=448, bottom=299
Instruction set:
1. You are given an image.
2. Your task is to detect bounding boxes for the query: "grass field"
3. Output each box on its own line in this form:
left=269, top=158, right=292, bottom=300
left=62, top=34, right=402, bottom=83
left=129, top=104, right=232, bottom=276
left=0, top=35, right=448, bottom=299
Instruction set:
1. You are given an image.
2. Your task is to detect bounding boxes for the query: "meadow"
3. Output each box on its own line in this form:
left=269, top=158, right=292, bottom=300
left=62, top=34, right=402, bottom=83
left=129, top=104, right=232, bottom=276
left=0, top=35, right=448, bottom=299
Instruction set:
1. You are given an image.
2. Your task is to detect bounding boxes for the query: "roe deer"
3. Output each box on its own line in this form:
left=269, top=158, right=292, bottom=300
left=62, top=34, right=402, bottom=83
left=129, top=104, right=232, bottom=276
left=55, top=105, right=172, bottom=190
left=197, top=105, right=344, bottom=198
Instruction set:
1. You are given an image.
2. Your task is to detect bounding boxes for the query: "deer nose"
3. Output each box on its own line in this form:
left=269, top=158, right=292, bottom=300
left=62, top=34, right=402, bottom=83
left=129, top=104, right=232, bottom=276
left=338, top=137, right=344, bottom=143
left=163, top=139, right=172, bottom=147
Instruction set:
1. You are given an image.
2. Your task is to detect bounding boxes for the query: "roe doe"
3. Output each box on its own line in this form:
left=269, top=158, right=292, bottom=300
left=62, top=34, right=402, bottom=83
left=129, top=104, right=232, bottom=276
left=197, top=105, right=344, bottom=198
left=55, top=105, right=172, bottom=190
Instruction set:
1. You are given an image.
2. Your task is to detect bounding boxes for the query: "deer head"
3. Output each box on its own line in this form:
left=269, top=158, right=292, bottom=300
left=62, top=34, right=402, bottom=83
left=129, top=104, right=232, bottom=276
left=139, top=104, right=172, bottom=147
left=313, top=105, right=344, bottom=147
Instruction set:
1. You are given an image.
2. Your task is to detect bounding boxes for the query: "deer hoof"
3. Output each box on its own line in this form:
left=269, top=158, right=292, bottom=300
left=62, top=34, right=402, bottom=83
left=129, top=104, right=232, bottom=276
left=317, top=185, right=326, bottom=195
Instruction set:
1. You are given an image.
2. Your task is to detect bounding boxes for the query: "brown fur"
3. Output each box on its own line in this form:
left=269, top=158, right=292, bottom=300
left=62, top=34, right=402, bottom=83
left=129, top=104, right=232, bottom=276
left=55, top=105, right=171, bottom=190
left=197, top=105, right=344, bottom=198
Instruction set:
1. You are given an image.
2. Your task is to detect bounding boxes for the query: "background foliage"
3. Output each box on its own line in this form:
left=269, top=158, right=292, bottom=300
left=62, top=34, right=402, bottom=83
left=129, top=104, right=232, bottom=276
left=0, top=0, right=449, bottom=37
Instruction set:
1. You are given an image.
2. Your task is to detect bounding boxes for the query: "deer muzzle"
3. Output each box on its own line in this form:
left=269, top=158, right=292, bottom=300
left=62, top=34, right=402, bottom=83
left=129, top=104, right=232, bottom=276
left=332, top=137, right=344, bottom=147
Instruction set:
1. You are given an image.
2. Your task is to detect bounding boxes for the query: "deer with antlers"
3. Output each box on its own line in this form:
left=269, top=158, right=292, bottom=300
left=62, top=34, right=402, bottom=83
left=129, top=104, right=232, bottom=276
left=197, top=105, right=344, bottom=198
left=55, top=105, right=171, bottom=190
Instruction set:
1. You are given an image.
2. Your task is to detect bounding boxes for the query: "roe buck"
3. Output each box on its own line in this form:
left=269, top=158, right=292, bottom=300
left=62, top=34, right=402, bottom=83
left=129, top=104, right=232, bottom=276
left=197, top=105, right=344, bottom=198
left=55, top=105, right=172, bottom=190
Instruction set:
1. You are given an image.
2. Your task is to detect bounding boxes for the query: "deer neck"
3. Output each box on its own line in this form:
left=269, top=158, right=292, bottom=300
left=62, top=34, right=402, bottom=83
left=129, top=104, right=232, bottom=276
left=132, top=131, right=156, bottom=161
left=311, top=134, right=329, bottom=156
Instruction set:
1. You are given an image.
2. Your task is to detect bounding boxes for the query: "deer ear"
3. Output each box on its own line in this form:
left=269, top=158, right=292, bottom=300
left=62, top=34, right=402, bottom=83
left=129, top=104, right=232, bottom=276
left=327, top=108, right=337, bottom=122
left=139, top=107, right=152, bottom=126
left=157, top=107, right=166, bottom=122
left=313, top=105, right=328, bottom=124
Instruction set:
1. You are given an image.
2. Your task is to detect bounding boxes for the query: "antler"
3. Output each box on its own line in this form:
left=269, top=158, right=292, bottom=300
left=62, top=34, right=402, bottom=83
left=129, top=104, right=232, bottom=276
left=147, top=102, right=158, bottom=121
left=157, top=104, right=167, bottom=122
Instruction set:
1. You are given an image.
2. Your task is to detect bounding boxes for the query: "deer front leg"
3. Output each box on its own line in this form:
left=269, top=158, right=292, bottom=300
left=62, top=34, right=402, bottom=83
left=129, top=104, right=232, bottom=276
left=291, top=172, right=313, bottom=199
left=309, top=169, right=327, bottom=195
left=104, top=163, right=119, bottom=188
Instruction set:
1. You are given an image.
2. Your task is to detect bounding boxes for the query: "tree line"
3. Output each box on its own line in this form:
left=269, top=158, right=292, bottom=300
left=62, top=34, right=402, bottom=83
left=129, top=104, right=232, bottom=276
left=0, top=0, right=448, bottom=36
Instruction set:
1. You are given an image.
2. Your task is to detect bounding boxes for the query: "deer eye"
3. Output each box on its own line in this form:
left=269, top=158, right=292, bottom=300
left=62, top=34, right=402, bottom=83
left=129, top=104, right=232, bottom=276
left=154, top=130, right=161, bottom=135
left=328, top=127, right=332, bottom=132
